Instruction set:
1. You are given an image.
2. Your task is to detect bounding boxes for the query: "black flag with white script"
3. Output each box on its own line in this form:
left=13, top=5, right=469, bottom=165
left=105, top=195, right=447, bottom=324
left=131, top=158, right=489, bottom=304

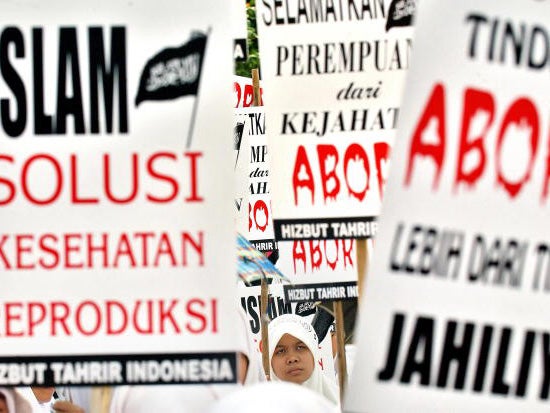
left=135, top=32, right=207, bottom=106
left=385, top=0, right=416, bottom=31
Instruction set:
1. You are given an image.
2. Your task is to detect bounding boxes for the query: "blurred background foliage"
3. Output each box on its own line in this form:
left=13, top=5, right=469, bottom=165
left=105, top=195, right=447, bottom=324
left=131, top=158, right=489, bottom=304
left=235, top=0, right=260, bottom=77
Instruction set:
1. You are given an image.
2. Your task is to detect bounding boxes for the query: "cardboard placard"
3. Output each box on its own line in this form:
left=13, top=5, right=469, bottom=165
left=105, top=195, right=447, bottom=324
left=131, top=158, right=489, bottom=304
left=0, top=0, right=237, bottom=386
left=346, top=0, right=550, bottom=411
left=256, top=0, right=414, bottom=241
left=234, top=106, right=277, bottom=254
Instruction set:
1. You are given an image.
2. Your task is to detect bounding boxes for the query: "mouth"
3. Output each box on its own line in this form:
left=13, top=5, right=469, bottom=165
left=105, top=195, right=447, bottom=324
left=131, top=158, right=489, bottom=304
left=286, top=367, right=304, bottom=376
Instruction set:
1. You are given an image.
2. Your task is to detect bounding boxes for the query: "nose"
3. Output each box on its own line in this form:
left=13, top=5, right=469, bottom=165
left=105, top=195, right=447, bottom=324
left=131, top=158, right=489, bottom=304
left=286, top=352, right=299, bottom=364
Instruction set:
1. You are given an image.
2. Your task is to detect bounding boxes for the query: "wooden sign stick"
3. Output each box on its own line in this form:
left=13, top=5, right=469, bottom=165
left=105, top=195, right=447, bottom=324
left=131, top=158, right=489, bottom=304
left=356, top=239, right=368, bottom=302
left=90, top=385, right=112, bottom=413
left=260, top=275, right=270, bottom=378
left=251, top=68, right=270, bottom=378
left=252, top=68, right=262, bottom=106
left=335, top=238, right=368, bottom=401
left=334, top=300, right=348, bottom=402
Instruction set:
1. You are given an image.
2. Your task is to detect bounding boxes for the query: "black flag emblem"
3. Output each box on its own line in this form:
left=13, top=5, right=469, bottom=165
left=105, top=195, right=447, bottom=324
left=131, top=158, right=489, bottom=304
left=135, top=32, right=207, bottom=106
left=386, top=0, right=416, bottom=31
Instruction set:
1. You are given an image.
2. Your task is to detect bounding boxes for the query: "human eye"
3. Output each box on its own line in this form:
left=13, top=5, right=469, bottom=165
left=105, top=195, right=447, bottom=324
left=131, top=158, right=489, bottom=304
left=275, top=347, right=286, bottom=355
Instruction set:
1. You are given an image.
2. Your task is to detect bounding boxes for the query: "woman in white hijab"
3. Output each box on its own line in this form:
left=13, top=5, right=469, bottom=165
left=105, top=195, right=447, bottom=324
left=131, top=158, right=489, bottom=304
left=268, top=314, right=339, bottom=406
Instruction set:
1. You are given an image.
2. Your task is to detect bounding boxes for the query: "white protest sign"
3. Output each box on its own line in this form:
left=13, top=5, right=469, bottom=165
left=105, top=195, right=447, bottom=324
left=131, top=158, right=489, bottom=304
left=275, top=239, right=358, bottom=292
left=256, top=0, right=413, bottom=242
left=234, top=106, right=251, bottom=235
left=234, top=106, right=277, bottom=254
left=346, top=0, right=550, bottom=411
left=0, top=0, right=237, bottom=386
left=239, top=284, right=337, bottom=381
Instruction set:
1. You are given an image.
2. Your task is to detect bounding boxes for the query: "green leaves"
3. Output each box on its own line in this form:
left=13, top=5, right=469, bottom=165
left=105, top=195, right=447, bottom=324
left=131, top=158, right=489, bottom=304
left=235, top=2, right=260, bottom=77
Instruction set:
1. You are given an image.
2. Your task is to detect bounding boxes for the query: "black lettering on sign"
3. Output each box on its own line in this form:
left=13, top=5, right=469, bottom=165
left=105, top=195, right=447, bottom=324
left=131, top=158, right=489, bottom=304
left=377, top=313, right=550, bottom=400
left=250, top=145, right=268, bottom=163
left=248, top=112, right=265, bottom=136
left=532, top=243, right=550, bottom=292
left=276, top=217, right=377, bottom=241
left=466, top=13, right=550, bottom=70
left=249, top=181, right=269, bottom=194
left=0, top=353, right=236, bottom=385
left=249, top=166, right=269, bottom=178
left=88, top=27, right=128, bottom=134
left=281, top=107, right=399, bottom=137
left=32, top=27, right=52, bottom=134
left=467, top=234, right=527, bottom=289
left=389, top=222, right=464, bottom=278
left=261, top=0, right=386, bottom=25
left=1, top=27, right=27, bottom=138
left=276, top=39, right=412, bottom=77
left=0, top=26, right=128, bottom=137
left=56, top=27, right=85, bottom=134
left=241, top=294, right=292, bottom=334
left=284, top=282, right=358, bottom=303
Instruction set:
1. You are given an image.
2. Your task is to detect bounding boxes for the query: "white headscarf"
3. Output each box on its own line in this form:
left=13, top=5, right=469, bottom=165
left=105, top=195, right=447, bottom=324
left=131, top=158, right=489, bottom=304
left=208, top=381, right=338, bottom=413
left=109, top=384, right=233, bottom=413
left=268, top=314, right=339, bottom=405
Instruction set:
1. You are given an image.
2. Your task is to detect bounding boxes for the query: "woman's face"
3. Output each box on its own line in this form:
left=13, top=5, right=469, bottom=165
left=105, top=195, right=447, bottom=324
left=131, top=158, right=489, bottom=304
left=271, top=333, right=315, bottom=384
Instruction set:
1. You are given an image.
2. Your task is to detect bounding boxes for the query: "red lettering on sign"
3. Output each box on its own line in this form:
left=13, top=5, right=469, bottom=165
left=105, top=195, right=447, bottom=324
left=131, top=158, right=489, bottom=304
left=0, top=151, right=204, bottom=206
left=292, top=239, right=354, bottom=273
left=317, top=144, right=340, bottom=202
left=75, top=301, right=101, bottom=336
left=406, top=83, right=446, bottom=189
left=374, top=142, right=391, bottom=199
left=344, top=143, right=369, bottom=201
left=27, top=302, right=47, bottom=336
left=5, top=303, right=23, bottom=337
left=405, top=82, right=548, bottom=201
left=106, top=300, right=128, bottom=335
left=70, top=154, right=99, bottom=204
left=22, top=154, right=63, bottom=205
left=496, top=98, right=539, bottom=198
left=0, top=155, right=15, bottom=205
left=50, top=301, right=71, bottom=336
left=292, top=145, right=315, bottom=205
left=146, top=152, right=178, bottom=203
left=455, top=88, right=494, bottom=189
left=249, top=200, right=269, bottom=232
left=234, top=82, right=263, bottom=108
left=186, top=298, right=207, bottom=334
left=0, top=298, right=218, bottom=337
left=291, top=144, right=378, bottom=205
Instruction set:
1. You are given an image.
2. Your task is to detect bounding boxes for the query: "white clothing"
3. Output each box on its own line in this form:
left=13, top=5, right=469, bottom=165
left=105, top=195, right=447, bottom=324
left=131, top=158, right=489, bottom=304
left=109, top=384, right=233, bottom=413
left=208, top=381, right=339, bottom=413
left=14, top=388, right=53, bottom=413
left=268, top=314, right=339, bottom=405
left=60, top=387, right=91, bottom=411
